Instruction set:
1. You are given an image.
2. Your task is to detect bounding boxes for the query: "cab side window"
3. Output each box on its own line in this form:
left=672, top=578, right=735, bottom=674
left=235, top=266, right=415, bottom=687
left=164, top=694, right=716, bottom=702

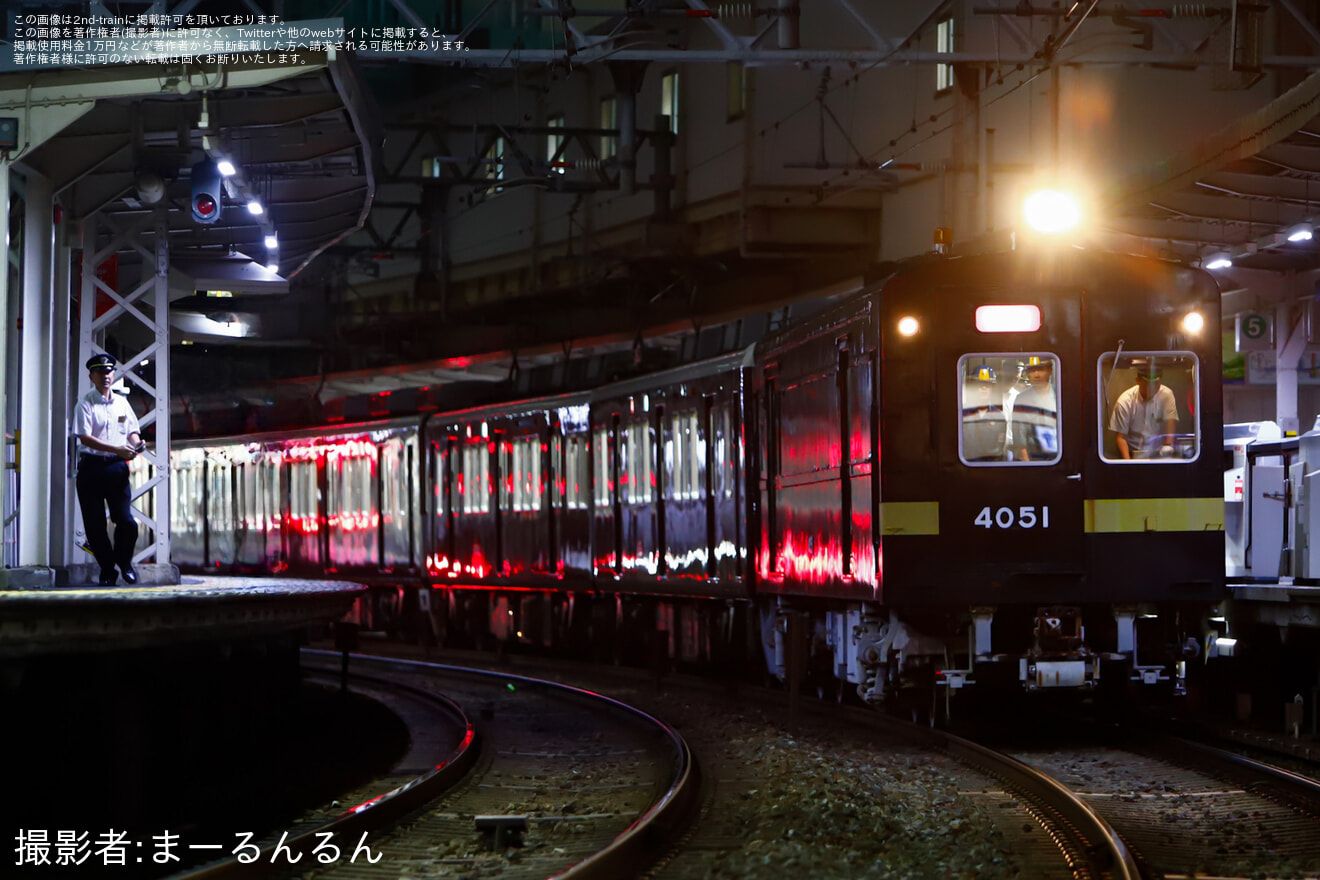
left=958, top=354, right=1060, bottom=466
left=1099, top=352, right=1199, bottom=463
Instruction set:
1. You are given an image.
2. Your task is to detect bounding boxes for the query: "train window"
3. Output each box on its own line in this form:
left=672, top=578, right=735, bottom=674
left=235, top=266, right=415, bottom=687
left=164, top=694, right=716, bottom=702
left=713, top=403, right=735, bottom=499
left=779, top=374, right=842, bottom=476
left=1098, top=352, right=1199, bottom=463
left=506, top=437, right=541, bottom=513
left=438, top=443, right=454, bottom=519
left=958, top=354, right=1060, bottom=466
left=564, top=435, right=587, bottom=510
left=461, top=441, right=490, bottom=514
left=499, top=440, right=513, bottom=511
left=633, top=418, right=654, bottom=503
left=667, top=411, right=702, bottom=501
left=593, top=427, right=612, bottom=507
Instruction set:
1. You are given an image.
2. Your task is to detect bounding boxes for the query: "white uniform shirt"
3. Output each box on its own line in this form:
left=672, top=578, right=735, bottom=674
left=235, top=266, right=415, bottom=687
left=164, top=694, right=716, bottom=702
left=1108, top=383, right=1178, bottom=458
left=73, top=388, right=140, bottom=458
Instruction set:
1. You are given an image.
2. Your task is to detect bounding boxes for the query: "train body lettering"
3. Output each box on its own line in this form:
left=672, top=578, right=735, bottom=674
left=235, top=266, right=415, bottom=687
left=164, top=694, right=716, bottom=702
left=973, top=505, right=1049, bottom=529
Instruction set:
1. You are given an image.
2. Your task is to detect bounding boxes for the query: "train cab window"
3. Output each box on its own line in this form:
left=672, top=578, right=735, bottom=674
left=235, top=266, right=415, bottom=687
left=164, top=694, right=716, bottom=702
left=1099, top=352, right=1199, bottom=463
left=958, top=354, right=1060, bottom=466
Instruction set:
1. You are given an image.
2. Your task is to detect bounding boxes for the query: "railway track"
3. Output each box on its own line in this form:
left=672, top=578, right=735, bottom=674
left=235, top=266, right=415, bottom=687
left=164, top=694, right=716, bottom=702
left=171, top=652, right=697, bottom=880
left=280, top=644, right=1320, bottom=878
left=286, top=652, right=695, bottom=880
left=325, top=645, right=1136, bottom=879
left=1005, top=733, right=1320, bottom=878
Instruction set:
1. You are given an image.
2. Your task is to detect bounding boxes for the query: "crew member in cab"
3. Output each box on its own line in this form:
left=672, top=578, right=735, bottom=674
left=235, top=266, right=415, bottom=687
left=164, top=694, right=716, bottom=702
left=1011, top=358, right=1059, bottom=462
left=1108, top=359, right=1178, bottom=460
left=961, top=365, right=1008, bottom=462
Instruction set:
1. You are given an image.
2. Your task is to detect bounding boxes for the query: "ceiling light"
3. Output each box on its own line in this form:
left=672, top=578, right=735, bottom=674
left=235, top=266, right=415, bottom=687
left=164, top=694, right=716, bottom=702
left=266, top=262, right=279, bottom=273
left=246, top=200, right=263, bottom=215
left=216, top=159, right=236, bottom=176
left=1204, top=252, right=1232, bottom=270
left=264, top=234, right=278, bottom=249
left=1288, top=222, right=1314, bottom=242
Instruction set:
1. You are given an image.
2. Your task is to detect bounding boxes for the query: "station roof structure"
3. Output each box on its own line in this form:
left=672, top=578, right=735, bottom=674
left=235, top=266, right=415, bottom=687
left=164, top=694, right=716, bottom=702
left=14, top=1, right=1320, bottom=424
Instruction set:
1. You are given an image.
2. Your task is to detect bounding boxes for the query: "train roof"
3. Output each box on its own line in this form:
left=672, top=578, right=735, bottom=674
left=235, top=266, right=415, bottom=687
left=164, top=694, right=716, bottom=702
left=586, top=346, right=754, bottom=402
left=174, top=414, right=425, bottom=450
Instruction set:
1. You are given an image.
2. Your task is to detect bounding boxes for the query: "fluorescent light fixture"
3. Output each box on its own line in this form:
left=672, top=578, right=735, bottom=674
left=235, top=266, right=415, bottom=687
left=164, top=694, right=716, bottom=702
left=216, top=159, right=236, bottom=176
left=897, top=316, right=919, bottom=337
left=1204, top=252, right=1232, bottom=270
left=975, top=304, right=1041, bottom=333
left=265, top=262, right=279, bottom=273
left=1289, top=222, right=1314, bottom=242
left=1022, top=189, right=1082, bottom=234
left=246, top=200, right=264, bottom=215
left=264, top=234, right=278, bottom=249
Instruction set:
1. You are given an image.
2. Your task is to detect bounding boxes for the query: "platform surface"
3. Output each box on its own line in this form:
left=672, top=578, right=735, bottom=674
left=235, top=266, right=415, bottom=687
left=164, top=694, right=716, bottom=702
left=0, top=576, right=366, bottom=657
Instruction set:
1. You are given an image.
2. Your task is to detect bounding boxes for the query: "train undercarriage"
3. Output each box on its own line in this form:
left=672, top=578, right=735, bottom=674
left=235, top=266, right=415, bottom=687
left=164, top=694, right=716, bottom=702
left=346, top=585, right=1214, bottom=722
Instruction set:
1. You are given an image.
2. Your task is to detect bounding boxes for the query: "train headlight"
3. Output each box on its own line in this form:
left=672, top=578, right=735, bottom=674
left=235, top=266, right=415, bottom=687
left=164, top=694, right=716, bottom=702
left=897, top=316, right=919, bottom=337
left=1182, top=311, right=1205, bottom=334
left=1023, top=189, right=1082, bottom=234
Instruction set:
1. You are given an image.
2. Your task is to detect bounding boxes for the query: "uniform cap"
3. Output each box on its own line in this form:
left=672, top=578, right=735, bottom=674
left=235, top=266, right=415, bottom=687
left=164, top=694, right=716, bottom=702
left=86, top=353, right=116, bottom=371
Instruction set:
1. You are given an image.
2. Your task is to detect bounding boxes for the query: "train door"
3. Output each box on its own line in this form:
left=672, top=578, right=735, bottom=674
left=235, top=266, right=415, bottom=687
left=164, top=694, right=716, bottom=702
left=943, top=301, right=1085, bottom=593
left=618, top=403, right=659, bottom=579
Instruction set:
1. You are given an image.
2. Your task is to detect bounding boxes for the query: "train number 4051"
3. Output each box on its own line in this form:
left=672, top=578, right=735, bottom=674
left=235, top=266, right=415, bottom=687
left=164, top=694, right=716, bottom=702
left=973, top=506, right=1050, bottom=529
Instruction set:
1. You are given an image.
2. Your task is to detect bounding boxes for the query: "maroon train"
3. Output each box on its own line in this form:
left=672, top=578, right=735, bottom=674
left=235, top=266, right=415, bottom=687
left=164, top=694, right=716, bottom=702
left=171, top=248, right=1225, bottom=714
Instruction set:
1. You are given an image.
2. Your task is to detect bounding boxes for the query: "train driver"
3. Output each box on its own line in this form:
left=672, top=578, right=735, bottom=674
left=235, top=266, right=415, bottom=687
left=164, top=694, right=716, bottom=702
left=1108, top=360, right=1178, bottom=460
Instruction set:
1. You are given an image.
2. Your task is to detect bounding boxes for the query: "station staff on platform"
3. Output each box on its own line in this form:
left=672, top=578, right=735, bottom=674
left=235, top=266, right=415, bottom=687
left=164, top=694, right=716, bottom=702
left=73, top=353, right=143, bottom=586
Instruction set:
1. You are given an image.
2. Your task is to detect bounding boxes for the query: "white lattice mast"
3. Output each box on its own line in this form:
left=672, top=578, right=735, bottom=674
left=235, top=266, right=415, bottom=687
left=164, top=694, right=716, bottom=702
left=76, top=211, right=171, bottom=567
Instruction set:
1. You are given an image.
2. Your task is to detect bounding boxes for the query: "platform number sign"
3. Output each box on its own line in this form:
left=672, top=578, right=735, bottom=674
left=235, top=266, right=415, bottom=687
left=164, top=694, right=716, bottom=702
left=974, top=506, right=1050, bottom=529
left=1237, top=312, right=1272, bottom=352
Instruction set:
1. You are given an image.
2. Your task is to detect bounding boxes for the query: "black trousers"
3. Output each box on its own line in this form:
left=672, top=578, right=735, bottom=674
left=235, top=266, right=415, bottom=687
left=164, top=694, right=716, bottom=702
left=76, top=454, right=137, bottom=573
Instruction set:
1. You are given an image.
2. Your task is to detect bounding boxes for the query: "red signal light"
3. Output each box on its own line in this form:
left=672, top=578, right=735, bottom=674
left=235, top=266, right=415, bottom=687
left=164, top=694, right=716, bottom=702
left=194, top=194, right=217, bottom=218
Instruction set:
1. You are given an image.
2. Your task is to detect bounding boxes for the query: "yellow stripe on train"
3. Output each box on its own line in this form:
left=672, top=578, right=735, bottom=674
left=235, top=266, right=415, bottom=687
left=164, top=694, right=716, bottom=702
left=1084, top=498, right=1224, bottom=533
left=880, top=502, right=940, bottom=535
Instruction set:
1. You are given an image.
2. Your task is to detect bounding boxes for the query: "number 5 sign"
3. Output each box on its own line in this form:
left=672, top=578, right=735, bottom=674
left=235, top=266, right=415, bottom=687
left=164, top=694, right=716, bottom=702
left=1236, top=312, right=1273, bottom=352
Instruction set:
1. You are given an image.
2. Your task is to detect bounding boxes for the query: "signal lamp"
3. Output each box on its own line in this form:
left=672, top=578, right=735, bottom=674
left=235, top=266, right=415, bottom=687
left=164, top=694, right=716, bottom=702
left=1182, top=311, right=1205, bottom=334
left=190, top=160, right=223, bottom=225
left=897, top=316, right=919, bottom=337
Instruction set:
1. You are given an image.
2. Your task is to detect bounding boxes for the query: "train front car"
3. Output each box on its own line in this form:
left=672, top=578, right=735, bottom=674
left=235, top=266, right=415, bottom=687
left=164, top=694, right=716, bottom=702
left=878, top=249, right=1224, bottom=710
